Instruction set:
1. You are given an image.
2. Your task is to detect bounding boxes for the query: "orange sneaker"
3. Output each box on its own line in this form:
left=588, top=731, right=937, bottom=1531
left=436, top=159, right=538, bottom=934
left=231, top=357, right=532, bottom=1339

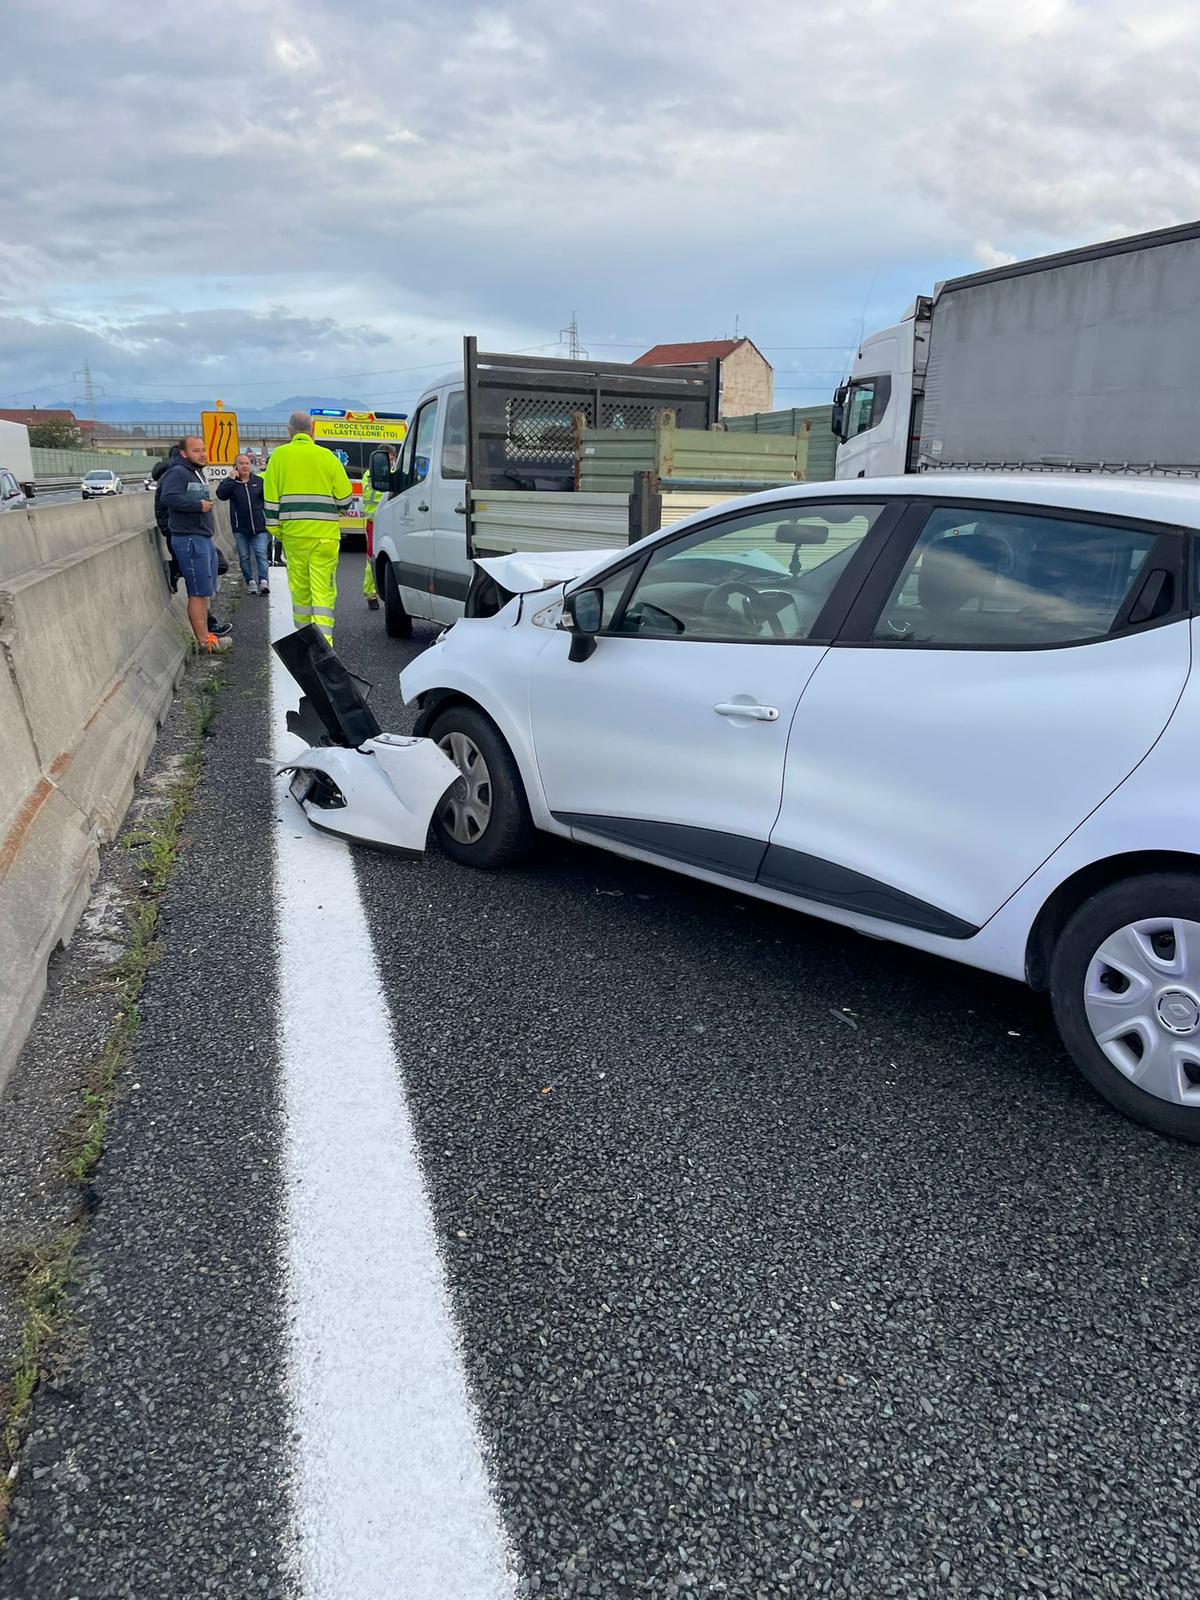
left=198, top=632, right=232, bottom=653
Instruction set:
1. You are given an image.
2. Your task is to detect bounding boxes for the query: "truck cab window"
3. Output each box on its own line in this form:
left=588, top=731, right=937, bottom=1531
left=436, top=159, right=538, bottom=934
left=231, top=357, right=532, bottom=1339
left=405, top=398, right=439, bottom=485
left=844, top=376, right=891, bottom=438
left=441, top=391, right=466, bottom=480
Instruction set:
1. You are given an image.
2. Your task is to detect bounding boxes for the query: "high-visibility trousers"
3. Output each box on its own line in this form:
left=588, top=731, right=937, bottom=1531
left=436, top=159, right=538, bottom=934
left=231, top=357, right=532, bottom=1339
left=362, top=556, right=377, bottom=600
left=283, top=535, right=339, bottom=643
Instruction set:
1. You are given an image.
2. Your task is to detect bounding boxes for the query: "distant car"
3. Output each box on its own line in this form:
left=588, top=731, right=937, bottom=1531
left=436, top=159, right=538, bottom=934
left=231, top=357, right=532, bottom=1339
left=402, top=473, right=1200, bottom=1143
left=143, top=475, right=154, bottom=491
left=0, top=468, right=28, bottom=512
left=82, top=470, right=123, bottom=498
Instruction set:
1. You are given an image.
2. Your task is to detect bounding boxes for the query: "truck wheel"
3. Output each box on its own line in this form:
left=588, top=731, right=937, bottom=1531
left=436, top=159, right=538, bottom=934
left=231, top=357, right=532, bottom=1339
left=1050, top=873, right=1200, bottom=1143
left=427, top=706, right=534, bottom=868
left=382, top=561, right=412, bottom=639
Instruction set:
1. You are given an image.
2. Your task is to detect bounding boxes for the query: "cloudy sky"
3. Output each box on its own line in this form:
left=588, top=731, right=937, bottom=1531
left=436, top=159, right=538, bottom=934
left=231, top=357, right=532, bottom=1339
left=3, top=0, right=1198, bottom=415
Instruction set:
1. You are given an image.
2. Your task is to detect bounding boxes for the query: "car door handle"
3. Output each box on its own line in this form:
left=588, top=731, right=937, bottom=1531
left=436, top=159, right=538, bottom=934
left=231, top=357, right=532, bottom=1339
left=713, top=702, right=780, bottom=721
left=454, top=503, right=467, bottom=514
left=417, top=501, right=430, bottom=512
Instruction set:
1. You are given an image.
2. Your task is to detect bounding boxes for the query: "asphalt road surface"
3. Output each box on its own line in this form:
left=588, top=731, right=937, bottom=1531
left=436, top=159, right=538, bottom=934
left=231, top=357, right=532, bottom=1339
left=2, top=552, right=1198, bottom=1599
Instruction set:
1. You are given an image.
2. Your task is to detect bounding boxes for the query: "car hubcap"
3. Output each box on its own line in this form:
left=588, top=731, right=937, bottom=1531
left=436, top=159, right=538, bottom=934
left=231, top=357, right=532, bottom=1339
left=437, top=731, right=492, bottom=844
left=1084, top=918, right=1200, bottom=1105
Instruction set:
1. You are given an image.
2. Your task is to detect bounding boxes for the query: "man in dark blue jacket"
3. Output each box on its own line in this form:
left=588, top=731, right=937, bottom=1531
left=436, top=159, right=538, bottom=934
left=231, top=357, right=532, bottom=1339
left=216, top=453, right=270, bottom=595
left=159, top=436, right=230, bottom=652
left=153, top=442, right=230, bottom=638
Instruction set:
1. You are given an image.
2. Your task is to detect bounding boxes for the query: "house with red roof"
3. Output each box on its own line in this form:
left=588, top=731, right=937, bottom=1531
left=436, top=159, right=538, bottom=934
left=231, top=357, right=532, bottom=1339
left=633, top=338, right=773, bottom=418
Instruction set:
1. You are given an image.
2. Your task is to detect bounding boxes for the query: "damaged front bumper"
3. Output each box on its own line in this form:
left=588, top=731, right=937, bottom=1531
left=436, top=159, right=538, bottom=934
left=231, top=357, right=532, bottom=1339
left=273, top=622, right=459, bottom=856
left=279, top=733, right=460, bottom=856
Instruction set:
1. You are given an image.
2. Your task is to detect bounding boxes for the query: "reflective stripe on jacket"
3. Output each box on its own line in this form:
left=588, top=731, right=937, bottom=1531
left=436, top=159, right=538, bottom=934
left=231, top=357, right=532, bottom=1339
left=262, top=433, right=353, bottom=542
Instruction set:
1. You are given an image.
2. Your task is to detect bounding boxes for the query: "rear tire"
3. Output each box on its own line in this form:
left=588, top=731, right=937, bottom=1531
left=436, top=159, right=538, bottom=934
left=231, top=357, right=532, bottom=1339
left=382, top=560, right=412, bottom=638
left=427, top=705, right=534, bottom=868
left=1050, top=872, right=1200, bottom=1143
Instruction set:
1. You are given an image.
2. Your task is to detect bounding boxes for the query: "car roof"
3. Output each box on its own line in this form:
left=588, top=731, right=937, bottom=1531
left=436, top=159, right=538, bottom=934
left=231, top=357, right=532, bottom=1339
left=743, top=474, right=1200, bottom=529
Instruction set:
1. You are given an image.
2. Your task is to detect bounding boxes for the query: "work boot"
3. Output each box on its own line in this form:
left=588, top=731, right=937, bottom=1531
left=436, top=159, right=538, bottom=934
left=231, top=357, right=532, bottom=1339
left=367, top=596, right=380, bottom=611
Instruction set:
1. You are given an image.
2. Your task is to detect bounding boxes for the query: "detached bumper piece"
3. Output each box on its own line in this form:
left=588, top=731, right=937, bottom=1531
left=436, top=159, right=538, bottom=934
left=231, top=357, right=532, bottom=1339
left=272, top=624, right=459, bottom=855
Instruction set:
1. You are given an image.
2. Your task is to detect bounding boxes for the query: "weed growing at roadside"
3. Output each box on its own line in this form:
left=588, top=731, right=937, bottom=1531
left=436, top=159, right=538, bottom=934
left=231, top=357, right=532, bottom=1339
left=0, top=660, right=225, bottom=1545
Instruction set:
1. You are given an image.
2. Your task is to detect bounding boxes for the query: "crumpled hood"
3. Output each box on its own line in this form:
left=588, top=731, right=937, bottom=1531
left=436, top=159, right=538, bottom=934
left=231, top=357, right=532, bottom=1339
left=473, top=548, right=613, bottom=595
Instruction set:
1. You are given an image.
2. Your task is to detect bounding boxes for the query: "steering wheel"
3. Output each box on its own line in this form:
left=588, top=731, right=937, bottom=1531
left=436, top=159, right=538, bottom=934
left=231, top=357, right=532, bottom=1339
left=702, top=580, right=775, bottom=637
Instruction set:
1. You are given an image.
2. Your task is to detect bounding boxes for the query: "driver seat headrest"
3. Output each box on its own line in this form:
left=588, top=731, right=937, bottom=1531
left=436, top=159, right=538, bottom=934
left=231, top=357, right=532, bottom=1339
left=917, top=532, right=1006, bottom=617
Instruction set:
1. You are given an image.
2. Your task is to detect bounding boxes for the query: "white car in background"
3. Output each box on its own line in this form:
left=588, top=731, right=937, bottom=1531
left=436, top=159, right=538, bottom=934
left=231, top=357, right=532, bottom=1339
left=400, top=475, right=1200, bottom=1143
left=81, top=469, right=123, bottom=498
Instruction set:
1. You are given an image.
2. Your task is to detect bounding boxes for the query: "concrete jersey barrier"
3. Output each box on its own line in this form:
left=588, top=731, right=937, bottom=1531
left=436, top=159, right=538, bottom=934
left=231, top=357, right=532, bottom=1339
left=0, top=494, right=232, bottom=1088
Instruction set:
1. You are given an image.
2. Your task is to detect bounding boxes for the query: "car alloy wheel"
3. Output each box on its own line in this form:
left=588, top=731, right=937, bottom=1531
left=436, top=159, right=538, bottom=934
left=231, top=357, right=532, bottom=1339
left=437, top=730, right=493, bottom=844
left=1083, top=917, right=1200, bottom=1106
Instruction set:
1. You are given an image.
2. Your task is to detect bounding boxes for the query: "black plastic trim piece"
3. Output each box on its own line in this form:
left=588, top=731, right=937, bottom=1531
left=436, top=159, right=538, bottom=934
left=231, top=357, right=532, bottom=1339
left=388, top=558, right=428, bottom=592
left=432, top=567, right=472, bottom=601
left=757, top=844, right=979, bottom=939
left=385, top=559, right=472, bottom=602
left=554, top=813, right=767, bottom=881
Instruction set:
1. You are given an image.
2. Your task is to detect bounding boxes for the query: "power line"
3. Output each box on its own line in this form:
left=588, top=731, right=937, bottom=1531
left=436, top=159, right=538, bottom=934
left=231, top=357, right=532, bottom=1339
left=0, top=341, right=566, bottom=402
left=579, top=340, right=852, bottom=351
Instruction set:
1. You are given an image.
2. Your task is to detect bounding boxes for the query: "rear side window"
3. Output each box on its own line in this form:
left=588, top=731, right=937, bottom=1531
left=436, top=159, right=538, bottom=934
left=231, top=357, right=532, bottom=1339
left=871, top=506, right=1168, bottom=647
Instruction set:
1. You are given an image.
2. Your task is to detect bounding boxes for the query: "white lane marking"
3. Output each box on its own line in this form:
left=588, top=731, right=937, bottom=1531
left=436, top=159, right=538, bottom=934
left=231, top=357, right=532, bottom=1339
left=269, top=589, right=517, bottom=1600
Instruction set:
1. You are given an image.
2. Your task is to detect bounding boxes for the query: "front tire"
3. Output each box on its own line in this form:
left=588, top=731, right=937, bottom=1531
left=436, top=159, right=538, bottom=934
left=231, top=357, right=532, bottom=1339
left=382, top=560, right=412, bottom=639
left=1050, top=873, right=1200, bottom=1143
left=427, top=706, right=534, bottom=868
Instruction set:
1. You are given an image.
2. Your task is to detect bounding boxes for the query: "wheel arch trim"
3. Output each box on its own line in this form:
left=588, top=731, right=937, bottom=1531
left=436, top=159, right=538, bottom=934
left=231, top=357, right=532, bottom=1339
left=1025, top=850, right=1200, bottom=989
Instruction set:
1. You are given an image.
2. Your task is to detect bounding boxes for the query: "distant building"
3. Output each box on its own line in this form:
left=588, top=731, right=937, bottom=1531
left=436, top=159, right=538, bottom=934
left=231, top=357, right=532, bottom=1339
left=0, top=407, right=96, bottom=438
left=633, top=338, right=773, bottom=419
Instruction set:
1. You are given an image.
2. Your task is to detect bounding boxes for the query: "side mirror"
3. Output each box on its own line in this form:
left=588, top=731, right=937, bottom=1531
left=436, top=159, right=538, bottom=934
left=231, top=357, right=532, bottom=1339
left=831, top=384, right=847, bottom=439
left=563, top=587, right=602, bottom=662
left=369, top=450, right=391, bottom=492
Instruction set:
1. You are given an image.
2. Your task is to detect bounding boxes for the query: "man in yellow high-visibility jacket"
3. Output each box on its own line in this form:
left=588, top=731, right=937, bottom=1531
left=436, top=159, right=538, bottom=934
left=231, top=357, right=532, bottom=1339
left=263, top=412, right=353, bottom=644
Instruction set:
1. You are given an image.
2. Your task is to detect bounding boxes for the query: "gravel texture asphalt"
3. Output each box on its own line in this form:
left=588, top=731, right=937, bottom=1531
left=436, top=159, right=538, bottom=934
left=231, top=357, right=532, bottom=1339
left=337, top=557, right=1200, bottom=1599
left=0, top=586, right=293, bottom=1599
left=1, top=552, right=1198, bottom=1599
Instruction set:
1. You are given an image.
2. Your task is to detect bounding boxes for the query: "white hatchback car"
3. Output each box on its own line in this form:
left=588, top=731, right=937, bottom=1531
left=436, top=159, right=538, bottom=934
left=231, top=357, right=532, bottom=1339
left=400, top=475, right=1200, bottom=1142
left=81, top=470, right=123, bottom=498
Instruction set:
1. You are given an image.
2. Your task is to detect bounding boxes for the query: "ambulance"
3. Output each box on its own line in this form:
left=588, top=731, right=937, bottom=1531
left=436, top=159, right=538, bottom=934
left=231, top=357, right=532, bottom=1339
left=308, top=408, right=408, bottom=536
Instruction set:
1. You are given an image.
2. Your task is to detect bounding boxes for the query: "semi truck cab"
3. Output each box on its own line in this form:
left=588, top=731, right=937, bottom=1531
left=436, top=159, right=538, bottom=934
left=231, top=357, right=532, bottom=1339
left=833, top=298, right=930, bottom=480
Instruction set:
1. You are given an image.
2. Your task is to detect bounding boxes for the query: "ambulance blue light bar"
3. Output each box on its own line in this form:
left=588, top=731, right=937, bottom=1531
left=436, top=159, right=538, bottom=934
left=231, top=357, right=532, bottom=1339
left=310, top=407, right=346, bottom=417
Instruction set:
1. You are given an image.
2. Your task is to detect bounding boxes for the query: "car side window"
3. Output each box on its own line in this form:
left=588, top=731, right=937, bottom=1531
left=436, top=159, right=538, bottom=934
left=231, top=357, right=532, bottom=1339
left=404, top=399, right=438, bottom=485
left=613, top=503, right=883, bottom=643
left=871, top=506, right=1164, bottom=647
left=441, top=391, right=466, bottom=480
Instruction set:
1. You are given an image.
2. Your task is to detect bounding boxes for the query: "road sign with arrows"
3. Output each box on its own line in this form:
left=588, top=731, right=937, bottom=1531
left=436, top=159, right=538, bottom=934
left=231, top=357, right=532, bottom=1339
left=201, top=409, right=240, bottom=465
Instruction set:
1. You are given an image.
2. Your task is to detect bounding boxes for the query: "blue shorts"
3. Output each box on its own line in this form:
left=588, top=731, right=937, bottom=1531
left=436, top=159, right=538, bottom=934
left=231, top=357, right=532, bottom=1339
left=170, top=534, right=219, bottom=598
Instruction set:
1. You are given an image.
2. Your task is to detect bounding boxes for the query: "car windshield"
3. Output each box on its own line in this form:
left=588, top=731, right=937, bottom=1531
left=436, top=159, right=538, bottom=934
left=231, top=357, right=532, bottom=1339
left=84, top=472, right=112, bottom=482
